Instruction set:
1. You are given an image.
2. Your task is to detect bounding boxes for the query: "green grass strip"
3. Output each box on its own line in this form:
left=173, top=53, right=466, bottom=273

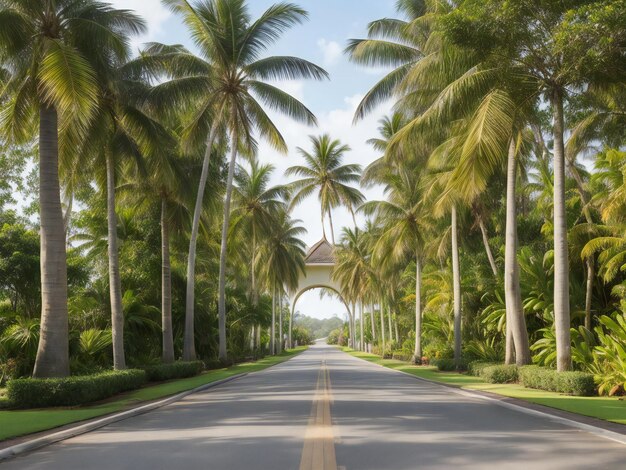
left=0, top=347, right=307, bottom=442
left=342, top=348, right=626, bottom=426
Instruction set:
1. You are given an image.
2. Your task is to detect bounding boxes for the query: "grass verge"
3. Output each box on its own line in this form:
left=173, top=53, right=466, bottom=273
left=0, top=347, right=307, bottom=442
left=342, top=348, right=626, bottom=426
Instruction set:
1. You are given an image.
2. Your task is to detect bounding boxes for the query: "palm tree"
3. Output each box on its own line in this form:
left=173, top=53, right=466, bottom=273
left=0, top=0, right=143, bottom=377
left=443, top=0, right=626, bottom=371
left=361, top=167, right=430, bottom=362
left=287, top=134, right=365, bottom=244
left=231, top=160, right=288, bottom=348
left=333, top=227, right=371, bottom=350
left=257, top=211, right=307, bottom=354
left=159, top=0, right=327, bottom=361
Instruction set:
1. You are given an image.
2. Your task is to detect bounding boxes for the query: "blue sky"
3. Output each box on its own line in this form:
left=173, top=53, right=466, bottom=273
left=109, top=0, right=399, bottom=319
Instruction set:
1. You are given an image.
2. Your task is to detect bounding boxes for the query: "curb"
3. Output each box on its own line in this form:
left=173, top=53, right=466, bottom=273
left=0, top=373, right=248, bottom=462
left=343, top=350, right=626, bottom=446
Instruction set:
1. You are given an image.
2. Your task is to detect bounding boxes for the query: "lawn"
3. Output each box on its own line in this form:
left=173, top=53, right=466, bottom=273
left=343, top=348, right=626, bottom=426
left=0, top=347, right=307, bottom=442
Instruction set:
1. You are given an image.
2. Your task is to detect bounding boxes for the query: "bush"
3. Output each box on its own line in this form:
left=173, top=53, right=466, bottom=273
left=143, top=361, right=204, bottom=382
left=7, top=369, right=146, bottom=408
left=467, top=361, right=499, bottom=377
left=432, top=358, right=456, bottom=371
left=481, top=364, right=519, bottom=384
left=519, top=366, right=596, bottom=396
left=391, top=352, right=412, bottom=362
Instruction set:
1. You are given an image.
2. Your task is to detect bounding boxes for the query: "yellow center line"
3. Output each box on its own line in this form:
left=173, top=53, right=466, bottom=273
left=300, top=359, right=337, bottom=470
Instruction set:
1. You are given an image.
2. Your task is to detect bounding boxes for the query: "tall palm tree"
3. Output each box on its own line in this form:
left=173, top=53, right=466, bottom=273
left=287, top=134, right=365, bottom=244
left=361, top=166, right=430, bottom=362
left=0, top=0, right=143, bottom=377
left=257, top=211, right=307, bottom=354
left=443, top=0, right=626, bottom=370
left=231, top=160, right=288, bottom=347
left=333, top=227, right=371, bottom=350
left=159, top=0, right=327, bottom=361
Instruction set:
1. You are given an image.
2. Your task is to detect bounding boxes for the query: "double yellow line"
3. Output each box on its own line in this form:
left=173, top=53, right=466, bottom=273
left=299, top=360, right=337, bottom=470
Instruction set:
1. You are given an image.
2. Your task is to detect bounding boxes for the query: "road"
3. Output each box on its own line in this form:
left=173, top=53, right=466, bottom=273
left=4, top=342, right=625, bottom=469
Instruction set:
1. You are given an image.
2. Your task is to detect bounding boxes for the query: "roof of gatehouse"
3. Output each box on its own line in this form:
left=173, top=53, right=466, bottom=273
left=305, top=238, right=335, bottom=265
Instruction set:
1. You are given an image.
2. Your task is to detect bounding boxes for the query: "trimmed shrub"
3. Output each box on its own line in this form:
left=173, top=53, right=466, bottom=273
left=519, top=366, right=596, bottom=396
left=467, top=361, right=499, bottom=377
left=143, top=361, right=204, bottom=382
left=554, top=371, right=596, bottom=396
left=481, top=364, right=519, bottom=384
left=392, top=352, right=412, bottom=362
left=432, top=358, right=457, bottom=371
left=7, top=369, right=146, bottom=408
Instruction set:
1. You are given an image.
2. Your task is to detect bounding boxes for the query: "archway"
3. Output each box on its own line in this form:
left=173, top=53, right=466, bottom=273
left=286, top=238, right=353, bottom=347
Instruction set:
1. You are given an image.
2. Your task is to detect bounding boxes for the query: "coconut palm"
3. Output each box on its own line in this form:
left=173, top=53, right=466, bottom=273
left=0, top=0, right=145, bottom=377
left=256, top=211, right=307, bottom=354
left=333, top=228, right=371, bottom=350
left=286, top=134, right=365, bottom=244
left=159, top=0, right=327, bottom=361
left=231, top=160, right=288, bottom=348
left=443, top=0, right=626, bottom=371
left=361, top=166, right=430, bottom=362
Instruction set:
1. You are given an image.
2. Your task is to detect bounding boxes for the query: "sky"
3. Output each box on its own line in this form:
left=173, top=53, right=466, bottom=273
left=108, top=0, right=399, bottom=319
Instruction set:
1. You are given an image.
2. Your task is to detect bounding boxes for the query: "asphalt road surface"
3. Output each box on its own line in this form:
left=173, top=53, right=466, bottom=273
left=4, top=342, right=625, bottom=469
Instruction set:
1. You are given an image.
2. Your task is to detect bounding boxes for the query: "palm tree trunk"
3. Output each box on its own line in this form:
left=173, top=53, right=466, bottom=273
left=394, top=315, right=399, bottom=343
left=387, top=301, right=393, bottom=346
left=585, top=258, right=594, bottom=330
left=451, top=205, right=462, bottom=368
left=288, top=304, right=293, bottom=349
left=505, top=323, right=514, bottom=364
left=328, top=208, right=336, bottom=245
left=161, top=197, right=174, bottom=363
left=184, top=120, right=220, bottom=361
left=217, top=127, right=239, bottom=361
left=271, top=282, right=276, bottom=355
left=478, top=218, right=498, bottom=277
left=359, top=301, right=364, bottom=351
left=370, top=303, right=376, bottom=341
left=551, top=90, right=572, bottom=372
left=379, top=300, right=386, bottom=355
left=504, top=138, right=531, bottom=365
left=105, top=151, right=126, bottom=370
left=278, top=292, right=283, bottom=354
left=33, top=105, right=69, bottom=378
left=321, top=210, right=327, bottom=240
left=413, top=257, right=423, bottom=363
left=569, top=161, right=595, bottom=331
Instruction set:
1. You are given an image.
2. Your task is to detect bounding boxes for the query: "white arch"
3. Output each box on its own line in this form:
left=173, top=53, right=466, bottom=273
left=285, top=239, right=353, bottom=347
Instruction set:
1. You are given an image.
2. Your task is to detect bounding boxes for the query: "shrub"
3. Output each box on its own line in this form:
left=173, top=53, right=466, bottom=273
left=432, top=358, right=457, bottom=371
left=143, top=361, right=204, bottom=382
left=7, top=369, right=146, bottom=408
left=467, top=361, right=499, bottom=377
left=519, top=366, right=596, bottom=396
left=554, top=371, right=596, bottom=396
left=391, top=352, right=412, bottom=362
left=481, top=364, right=518, bottom=384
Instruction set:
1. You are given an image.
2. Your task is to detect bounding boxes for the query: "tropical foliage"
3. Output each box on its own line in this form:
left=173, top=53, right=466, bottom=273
left=1, top=0, right=626, bottom=401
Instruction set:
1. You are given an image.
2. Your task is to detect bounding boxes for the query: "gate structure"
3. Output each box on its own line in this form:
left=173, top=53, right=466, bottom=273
left=287, top=238, right=352, bottom=345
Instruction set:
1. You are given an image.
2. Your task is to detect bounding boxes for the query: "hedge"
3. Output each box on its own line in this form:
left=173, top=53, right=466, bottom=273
left=7, top=369, right=146, bottom=408
left=431, top=358, right=467, bottom=371
left=467, top=361, right=499, bottom=377
left=143, top=361, right=204, bottom=382
left=519, top=366, right=596, bottom=396
left=481, top=364, right=519, bottom=384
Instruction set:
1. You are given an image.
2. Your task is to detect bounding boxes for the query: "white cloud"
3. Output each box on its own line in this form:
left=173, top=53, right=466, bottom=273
left=317, top=38, right=343, bottom=67
left=109, top=0, right=172, bottom=52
